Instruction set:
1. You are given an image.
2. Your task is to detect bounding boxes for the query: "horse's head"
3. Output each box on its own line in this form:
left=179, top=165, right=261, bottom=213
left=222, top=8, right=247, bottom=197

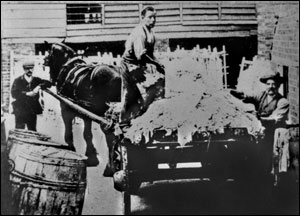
left=43, top=41, right=76, bottom=83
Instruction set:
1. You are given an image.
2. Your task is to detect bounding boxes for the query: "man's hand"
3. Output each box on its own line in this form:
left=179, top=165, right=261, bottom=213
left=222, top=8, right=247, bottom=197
left=33, top=85, right=41, bottom=94
left=26, top=91, right=38, bottom=97
left=40, top=80, right=53, bottom=90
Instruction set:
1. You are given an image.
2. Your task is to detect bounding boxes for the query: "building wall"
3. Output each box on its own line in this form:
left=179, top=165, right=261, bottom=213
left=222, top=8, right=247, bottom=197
left=1, top=43, right=35, bottom=111
left=257, top=1, right=299, bottom=124
left=1, top=1, right=257, bottom=43
left=272, top=7, right=299, bottom=124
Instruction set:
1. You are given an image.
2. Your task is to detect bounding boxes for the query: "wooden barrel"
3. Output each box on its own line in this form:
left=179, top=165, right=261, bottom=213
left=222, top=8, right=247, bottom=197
left=7, top=129, right=70, bottom=154
left=7, top=129, right=53, bottom=150
left=9, top=144, right=87, bottom=215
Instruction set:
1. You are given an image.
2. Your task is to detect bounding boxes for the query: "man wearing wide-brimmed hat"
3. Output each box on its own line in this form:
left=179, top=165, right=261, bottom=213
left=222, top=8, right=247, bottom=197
left=230, top=71, right=289, bottom=176
left=11, top=60, right=52, bottom=131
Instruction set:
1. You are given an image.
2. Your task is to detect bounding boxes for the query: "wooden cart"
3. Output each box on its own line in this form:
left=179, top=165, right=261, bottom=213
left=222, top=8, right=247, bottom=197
left=112, top=127, right=259, bottom=214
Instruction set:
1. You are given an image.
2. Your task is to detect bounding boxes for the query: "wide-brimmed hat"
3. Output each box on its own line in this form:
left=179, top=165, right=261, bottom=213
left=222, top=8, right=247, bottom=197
left=259, top=72, right=284, bottom=84
left=22, top=60, right=35, bottom=69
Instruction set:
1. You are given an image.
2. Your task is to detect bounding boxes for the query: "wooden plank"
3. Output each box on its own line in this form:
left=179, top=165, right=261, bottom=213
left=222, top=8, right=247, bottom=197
left=182, top=20, right=257, bottom=26
left=105, top=17, right=139, bottom=24
left=155, top=24, right=254, bottom=33
left=221, top=3, right=256, bottom=8
left=183, top=14, right=219, bottom=21
left=2, top=3, right=65, bottom=10
left=105, top=11, right=139, bottom=18
left=156, top=10, right=180, bottom=16
left=182, top=3, right=219, bottom=9
left=105, top=4, right=139, bottom=12
left=183, top=9, right=218, bottom=15
left=2, top=37, right=66, bottom=44
left=3, top=19, right=66, bottom=29
left=2, top=9, right=65, bottom=19
left=66, top=22, right=255, bottom=38
left=155, top=30, right=252, bottom=39
left=67, top=28, right=133, bottom=37
left=221, top=8, right=256, bottom=14
left=155, top=21, right=182, bottom=26
left=67, top=23, right=138, bottom=30
left=66, top=34, right=128, bottom=43
left=3, top=28, right=66, bottom=38
left=221, top=15, right=256, bottom=20
left=156, top=16, right=180, bottom=23
left=67, top=23, right=103, bottom=30
left=142, top=4, right=180, bottom=10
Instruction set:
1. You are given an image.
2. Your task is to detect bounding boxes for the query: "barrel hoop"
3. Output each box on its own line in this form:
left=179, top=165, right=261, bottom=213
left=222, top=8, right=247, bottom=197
left=9, top=137, right=68, bottom=149
left=14, top=150, right=87, bottom=167
left=9, top=129, right=51, bottom=141
left=10, top=170, right=86, bottom=189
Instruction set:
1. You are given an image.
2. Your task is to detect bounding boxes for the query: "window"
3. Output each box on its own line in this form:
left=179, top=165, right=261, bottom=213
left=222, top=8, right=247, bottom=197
left=67, top=4, right=102, bottom=25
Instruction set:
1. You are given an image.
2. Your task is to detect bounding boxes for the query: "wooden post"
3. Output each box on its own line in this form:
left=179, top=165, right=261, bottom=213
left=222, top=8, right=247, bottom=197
left=218, top=2, right=222, bottom=20
left=139, top=3, right=143, bottom=21
left=208, top=45, right=211, bottom=53
left=179, top=2, right=183, bottom=24
left=101, top=4, right=105, bottom=26
left=222, top=45, right=228, bottom=89
left=239, top=57, right=246, bottom=78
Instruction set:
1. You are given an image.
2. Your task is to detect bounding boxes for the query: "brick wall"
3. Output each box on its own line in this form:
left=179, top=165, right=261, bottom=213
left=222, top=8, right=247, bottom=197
left=257, top=2, right=299, bottom=124
left=256, top=3, right=278, bottom=60
left=272, top=5, right=299, bottom=124
left=1, top=42, right=35, bottom=111
left=256, top=1, right=299, bottom=60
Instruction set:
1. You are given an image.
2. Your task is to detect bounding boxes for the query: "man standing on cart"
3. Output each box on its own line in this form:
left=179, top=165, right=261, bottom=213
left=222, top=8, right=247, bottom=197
left=230, top=72, right=289, bottom=180
left=119, top=6, right=165, bottom=123
left=103, top=6, right=165, bottom=177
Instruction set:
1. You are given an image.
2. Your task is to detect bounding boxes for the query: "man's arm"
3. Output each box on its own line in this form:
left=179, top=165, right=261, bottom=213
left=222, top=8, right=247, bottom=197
left=133, top=29, right=165, bottom=74
left=143, top=54, right=165, bottom=74
left=260, top=98, right=289, bottom=127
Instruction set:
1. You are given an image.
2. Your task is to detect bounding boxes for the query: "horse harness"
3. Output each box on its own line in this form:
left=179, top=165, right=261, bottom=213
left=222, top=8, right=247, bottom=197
left=57, top=57, right=97, bottom=107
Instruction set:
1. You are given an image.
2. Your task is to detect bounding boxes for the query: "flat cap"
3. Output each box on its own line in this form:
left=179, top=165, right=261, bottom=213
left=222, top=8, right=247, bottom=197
left=22, top=60, right=35, bottom=68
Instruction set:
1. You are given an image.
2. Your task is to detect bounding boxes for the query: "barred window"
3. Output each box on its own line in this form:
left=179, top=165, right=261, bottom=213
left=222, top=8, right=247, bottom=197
left=67, top=4, right=102, bottom=25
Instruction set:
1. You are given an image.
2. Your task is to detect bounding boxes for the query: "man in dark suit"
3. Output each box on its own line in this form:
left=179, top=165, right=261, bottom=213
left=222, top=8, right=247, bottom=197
left=11, top=60, right=51, bottom=131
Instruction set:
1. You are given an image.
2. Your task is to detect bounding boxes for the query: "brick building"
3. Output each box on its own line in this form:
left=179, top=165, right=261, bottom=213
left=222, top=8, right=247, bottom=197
left=257, top=1, right=299, bottom=124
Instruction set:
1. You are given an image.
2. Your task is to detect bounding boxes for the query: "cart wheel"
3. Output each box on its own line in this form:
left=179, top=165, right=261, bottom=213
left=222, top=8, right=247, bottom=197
left=120, top=145, right=131, bottom=214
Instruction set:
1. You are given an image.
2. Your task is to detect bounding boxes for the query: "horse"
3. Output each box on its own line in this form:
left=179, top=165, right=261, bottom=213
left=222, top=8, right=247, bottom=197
left=43, top=42, right=122, bottom=166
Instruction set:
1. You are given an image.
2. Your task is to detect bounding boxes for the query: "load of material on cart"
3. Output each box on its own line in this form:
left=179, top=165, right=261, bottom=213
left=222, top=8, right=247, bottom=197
left=105, top=47, right=263, bottom=146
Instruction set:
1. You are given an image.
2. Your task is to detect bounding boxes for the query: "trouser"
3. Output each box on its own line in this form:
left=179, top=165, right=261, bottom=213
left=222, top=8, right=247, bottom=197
left=257, top=128, right=277, bottom=187
left=119, top=60, right=165, bottom=123
left=15, top=113, right=37, bottom=131
left=119, top=60, right=145, bottom=122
